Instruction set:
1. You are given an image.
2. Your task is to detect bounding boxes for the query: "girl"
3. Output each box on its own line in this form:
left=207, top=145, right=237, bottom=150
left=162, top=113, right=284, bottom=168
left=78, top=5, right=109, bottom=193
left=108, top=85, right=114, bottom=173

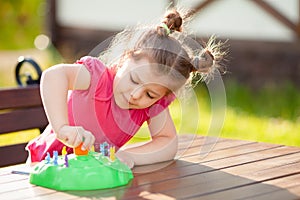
left=26, top=9, right=226, bottom=168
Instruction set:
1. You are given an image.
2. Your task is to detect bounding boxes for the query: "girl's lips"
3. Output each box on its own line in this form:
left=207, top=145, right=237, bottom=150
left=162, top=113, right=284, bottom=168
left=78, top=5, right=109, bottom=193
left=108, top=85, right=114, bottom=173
left=123, top=94, right=134, bottom=106
left=128, top=99, right=135, bottom=106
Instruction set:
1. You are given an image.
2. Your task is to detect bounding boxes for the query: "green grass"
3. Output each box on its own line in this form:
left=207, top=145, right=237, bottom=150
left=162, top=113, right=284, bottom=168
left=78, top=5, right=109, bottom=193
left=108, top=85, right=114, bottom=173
left=221, top=81, right=300, bottom=146
left=178, top=82, right=300, bottom=146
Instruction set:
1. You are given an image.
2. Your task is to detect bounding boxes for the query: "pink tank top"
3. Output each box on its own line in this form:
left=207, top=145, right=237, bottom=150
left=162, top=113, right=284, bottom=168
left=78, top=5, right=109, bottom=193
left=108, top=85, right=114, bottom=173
left=26, top=56, right=175, bottom=162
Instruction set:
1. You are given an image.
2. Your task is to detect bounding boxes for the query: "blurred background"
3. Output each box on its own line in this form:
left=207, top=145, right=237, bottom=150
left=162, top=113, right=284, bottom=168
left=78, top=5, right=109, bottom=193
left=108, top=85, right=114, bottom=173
left=1, top=0, right=299, bottom=147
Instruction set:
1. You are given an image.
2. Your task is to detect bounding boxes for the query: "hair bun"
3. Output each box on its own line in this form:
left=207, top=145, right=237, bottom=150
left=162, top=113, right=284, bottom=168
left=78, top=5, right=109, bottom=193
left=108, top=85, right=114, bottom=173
left=157, top=10, right=183, bottom=36
left=191, top=36, right=228, bottom=80
left=193, top=50, right=214, bottom=73
left=163, top=10, right=183, bottom=32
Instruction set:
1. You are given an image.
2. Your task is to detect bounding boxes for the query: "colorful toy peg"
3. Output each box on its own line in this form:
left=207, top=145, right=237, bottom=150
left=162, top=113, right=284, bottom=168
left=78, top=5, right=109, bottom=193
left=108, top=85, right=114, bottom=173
left=74, top=142, right=89, bottom=156
left=91, top=144, right=95, bottom=152
left=53, top=151, right=58, bottom=166
left=45, top=152, right=51, bottom=164
left=62, top=146, right=67, bottom=156
left=100, top=144, right=105, bottom=155
left=100, top=142, right=109, bottom=156
left=64, top=154, right=69, bottom=167
left=109, top=146, right=115, bottom=161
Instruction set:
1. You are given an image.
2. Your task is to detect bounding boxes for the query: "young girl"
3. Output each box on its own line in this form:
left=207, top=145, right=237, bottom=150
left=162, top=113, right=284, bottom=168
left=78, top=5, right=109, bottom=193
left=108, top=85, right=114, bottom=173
left=26, top=9, right=226, bottom=168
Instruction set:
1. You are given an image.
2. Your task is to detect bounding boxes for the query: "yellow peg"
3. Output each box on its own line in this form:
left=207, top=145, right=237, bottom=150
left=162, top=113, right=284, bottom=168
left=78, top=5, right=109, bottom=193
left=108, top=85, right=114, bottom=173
left=62, top=146, right=67, bottom=156
left=109, top=146, right=115, bottom=161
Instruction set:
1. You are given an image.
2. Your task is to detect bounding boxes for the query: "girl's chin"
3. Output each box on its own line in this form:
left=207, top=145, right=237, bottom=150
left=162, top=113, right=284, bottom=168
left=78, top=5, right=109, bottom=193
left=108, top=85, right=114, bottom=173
left=114, top=96, right=131, bottom=109
left=115, top=100, right=129, bottom=109
left=113, top=95, right=148, bottom=110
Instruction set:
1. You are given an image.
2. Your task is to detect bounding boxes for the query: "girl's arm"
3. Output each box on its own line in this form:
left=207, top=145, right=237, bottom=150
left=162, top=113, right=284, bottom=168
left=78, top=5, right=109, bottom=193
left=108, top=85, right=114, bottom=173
left=117, top=108, right=178, bottom=167
left=40, top=63, right=95, bottom=149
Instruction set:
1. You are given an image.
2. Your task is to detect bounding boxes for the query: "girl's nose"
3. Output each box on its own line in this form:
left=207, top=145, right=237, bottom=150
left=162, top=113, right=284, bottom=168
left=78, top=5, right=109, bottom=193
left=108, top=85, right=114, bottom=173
left=130, top=86, right=144, bottom=100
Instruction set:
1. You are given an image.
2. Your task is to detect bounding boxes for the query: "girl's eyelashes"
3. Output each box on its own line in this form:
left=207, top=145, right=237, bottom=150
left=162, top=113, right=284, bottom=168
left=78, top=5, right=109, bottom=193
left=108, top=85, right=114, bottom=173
left=146, top=92, right=154, bottom=99
left=129, top=73, right=155, bottom=99
left=130, top=74, right=138, bottom=84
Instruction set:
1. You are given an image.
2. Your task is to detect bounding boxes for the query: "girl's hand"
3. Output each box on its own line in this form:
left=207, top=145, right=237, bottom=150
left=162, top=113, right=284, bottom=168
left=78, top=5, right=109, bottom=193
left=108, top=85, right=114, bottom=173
left=56, top=125, right=95, bottom=151
left=115, top=150, right=134, bottom=169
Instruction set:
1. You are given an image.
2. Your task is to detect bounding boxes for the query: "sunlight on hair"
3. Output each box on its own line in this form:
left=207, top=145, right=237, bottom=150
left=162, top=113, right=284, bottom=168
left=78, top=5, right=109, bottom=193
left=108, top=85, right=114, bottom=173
left=199, top=35, right=229, bottom=82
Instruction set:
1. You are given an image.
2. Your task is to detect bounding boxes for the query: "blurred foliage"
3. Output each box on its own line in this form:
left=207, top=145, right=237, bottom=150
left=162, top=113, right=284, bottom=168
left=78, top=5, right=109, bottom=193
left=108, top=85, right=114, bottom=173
left=170, top=82, right=300, bottom=146
left=225, top=80, right=300, bottom=121
left=0, top=0, right=45, bottom=49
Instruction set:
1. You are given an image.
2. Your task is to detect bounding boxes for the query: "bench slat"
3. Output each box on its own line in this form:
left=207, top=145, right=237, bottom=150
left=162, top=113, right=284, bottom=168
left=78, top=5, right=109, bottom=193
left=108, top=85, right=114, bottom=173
left=0, top=143, right=28, bottom=166
left=0, top=107, right=48, bottom=134
left=0, top=86, right=42, bottom=110
left=0, top=85, right=48, bottom=167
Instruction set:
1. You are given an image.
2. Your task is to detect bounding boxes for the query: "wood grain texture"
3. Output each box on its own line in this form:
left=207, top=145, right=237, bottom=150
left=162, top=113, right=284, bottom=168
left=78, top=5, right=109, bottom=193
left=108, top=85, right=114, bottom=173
left=0, top=135, right=299, bottom=200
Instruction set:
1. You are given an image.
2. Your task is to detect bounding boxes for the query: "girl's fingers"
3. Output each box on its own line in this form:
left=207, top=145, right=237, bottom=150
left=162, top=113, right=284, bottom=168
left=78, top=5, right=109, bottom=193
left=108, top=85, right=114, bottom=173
left=58, top=133, right=68, bottom=144
left=82, top=131, right=95, bottom=150
left=56, top=126, right=69, bottom=143
left=73, top=130, right=84, bottom=147
left=57, top=126, right=95, bottom=149
left=67, top=127, right=83, bottom=147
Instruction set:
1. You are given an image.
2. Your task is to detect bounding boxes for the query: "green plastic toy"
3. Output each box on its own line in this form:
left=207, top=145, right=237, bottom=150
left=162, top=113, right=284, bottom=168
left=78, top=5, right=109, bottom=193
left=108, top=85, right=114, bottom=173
left=29, top=151, right=133, bottom=191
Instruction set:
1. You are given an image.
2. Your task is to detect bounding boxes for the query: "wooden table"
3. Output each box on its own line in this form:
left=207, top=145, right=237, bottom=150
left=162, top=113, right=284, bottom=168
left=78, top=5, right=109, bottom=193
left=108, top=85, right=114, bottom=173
left=1, top=135, right=300, bottom=200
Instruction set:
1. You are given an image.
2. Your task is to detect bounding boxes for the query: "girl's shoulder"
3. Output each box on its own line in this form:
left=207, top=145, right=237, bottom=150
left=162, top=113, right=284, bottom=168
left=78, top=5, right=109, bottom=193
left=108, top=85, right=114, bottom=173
left=76, top=56, right=107, bottom=75
left=73, top=56, right=112, bottom=96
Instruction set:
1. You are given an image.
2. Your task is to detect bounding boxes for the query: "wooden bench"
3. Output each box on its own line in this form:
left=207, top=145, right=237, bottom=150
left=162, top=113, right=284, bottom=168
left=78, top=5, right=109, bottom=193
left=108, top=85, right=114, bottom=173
left=0, top=86, right=48, bottom=167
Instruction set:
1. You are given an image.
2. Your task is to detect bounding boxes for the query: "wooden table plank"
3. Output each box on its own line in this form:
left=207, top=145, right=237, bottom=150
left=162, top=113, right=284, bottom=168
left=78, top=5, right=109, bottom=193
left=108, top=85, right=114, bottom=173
left=120, top=139, right=300, bottom=199
left=132, top=151, right=300, bottom=199
left=245, top=185, right=300, bottom=200
left=126, top=160, right=300, bottom=199
left=123, top=168, right=256, bottom=199
left=221, top=152, right=300, bottom=179
left=0, top=178, right=33, bottom=194
left=181, top=142, right=281, bottom=162
left=177, top=137, right=255, bottom=159
left=0, top=174, right=27, bottom=185
left=202, top=145, right=300, bottom=169
left=0, top=136, right=300, bottom=200
left=133, top=137, right=255, bottom=175
left=133, top=141, right=286, bottom=179
left=0, top=186, right=56, bottom=200
left=22, top=192, right=79, bottom=200
left=187, top=174, right=300, bottom=200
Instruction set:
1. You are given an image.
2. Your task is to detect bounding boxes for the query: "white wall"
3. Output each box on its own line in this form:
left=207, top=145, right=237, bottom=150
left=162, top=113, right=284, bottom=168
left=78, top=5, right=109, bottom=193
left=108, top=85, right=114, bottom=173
left=57, top=0, right=299, bottom=42
left=57, top=0, right=168, bottom=30
left=180, top=0, right=298, bottom=41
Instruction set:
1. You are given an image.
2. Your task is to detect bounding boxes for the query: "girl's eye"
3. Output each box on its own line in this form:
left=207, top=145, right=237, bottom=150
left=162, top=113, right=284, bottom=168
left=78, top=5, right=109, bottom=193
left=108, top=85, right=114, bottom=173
left=130, top=75, right=138, bottom=84
left=147, top=92, right=154, bottom=99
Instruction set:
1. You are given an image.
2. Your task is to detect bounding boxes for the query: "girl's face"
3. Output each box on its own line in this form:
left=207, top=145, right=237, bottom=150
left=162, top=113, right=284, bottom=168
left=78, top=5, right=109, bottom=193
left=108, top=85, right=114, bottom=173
left=113, top=57, right=171, bottom=109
